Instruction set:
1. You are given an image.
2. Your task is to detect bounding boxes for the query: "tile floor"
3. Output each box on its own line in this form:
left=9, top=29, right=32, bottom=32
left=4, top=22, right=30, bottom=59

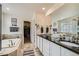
left=23, top=42, right=43, bottom=56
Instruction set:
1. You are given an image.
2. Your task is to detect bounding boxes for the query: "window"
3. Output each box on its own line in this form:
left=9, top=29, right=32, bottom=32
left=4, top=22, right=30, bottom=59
left=11, top=18, right=17, bottom=26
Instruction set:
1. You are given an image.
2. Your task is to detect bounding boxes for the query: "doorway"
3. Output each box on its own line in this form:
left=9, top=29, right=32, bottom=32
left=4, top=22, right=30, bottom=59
left=24, top=21, right=31, bottom=43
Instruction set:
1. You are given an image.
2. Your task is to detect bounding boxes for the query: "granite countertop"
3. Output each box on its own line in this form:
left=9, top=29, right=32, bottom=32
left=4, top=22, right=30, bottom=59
left=37, top=34, right=79, bottom=54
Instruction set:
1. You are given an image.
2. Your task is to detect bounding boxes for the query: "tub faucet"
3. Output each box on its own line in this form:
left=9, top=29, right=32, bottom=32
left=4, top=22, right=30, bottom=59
left=9, top=40, right=13, bottom=46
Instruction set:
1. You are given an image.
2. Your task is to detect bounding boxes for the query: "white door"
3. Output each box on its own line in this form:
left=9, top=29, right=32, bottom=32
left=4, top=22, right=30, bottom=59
left=43, top=38, right=50, bottom=56
left=39, top=37, right=43, bottom=52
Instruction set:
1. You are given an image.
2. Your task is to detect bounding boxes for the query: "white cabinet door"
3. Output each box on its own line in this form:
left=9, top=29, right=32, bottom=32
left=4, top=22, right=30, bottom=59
left=37, top=36, right=40, bottom=48
left=39, top=37, right=43, bottom=52
left=49, top=42, right=61, bottom=56
left=61, top=47, right=79, bottom=56
left=42, top=38, right=50, bottom=56
left=42, top=38, right=46, bottom=55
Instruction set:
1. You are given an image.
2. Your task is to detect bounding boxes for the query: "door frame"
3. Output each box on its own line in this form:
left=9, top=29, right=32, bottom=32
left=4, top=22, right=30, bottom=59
left=22, top=20, right=32, bottom=45
left=24, top=21, right=31, bottom=43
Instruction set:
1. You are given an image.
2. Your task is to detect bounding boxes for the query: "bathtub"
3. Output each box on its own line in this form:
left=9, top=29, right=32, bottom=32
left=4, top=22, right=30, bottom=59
left=0, top=38, right=21, bottom=55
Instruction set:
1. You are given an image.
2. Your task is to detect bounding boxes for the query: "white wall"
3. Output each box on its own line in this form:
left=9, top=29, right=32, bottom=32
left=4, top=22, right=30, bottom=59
left=2, top=12, right=35, bottom=46
left=36, top=12, right=51, bottom=34
left=2, top=13, right=22, bottom=35
left=51, top=3, right=79, bottom=32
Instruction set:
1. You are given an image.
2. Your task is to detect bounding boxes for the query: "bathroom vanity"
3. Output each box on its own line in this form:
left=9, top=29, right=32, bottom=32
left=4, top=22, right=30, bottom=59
left=35, top=34, right=79, bottom=56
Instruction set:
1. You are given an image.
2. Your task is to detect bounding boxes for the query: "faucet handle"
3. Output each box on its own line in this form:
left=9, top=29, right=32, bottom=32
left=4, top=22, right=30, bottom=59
left=59, top=35, right=62, bottom=41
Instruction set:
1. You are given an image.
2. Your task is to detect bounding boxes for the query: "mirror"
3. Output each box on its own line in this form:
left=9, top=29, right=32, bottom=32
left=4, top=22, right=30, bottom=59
left=46, top=27, right=49, bottom=33
left=41, top=26, right=43, bottom=33
left=58, top=16, right=78, bottom=35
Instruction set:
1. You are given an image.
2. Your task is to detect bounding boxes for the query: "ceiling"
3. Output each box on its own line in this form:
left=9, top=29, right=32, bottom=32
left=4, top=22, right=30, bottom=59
left=2, top=3, right=55, bottom=19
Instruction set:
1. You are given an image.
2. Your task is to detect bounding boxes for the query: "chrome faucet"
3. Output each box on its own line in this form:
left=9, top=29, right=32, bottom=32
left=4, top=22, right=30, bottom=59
left=59, top=35, right=62, bottom=41
left=71, top=35, right=79, bottom=44
left=71, top=36, right=75, bottom=42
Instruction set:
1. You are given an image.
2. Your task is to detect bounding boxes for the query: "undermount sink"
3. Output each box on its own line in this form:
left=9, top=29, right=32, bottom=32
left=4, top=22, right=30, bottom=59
left=60, top=41, right=79, bottom=48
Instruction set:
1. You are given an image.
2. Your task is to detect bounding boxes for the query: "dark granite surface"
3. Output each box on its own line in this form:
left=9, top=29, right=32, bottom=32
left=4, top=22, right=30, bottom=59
left=38, top=34, right=79, bottom=54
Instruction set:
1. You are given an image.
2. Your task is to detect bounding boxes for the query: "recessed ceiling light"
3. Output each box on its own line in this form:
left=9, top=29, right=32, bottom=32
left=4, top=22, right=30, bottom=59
left=42, top=8, right=45, bottom=10
left=6, top=7, right=10, bottom=11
